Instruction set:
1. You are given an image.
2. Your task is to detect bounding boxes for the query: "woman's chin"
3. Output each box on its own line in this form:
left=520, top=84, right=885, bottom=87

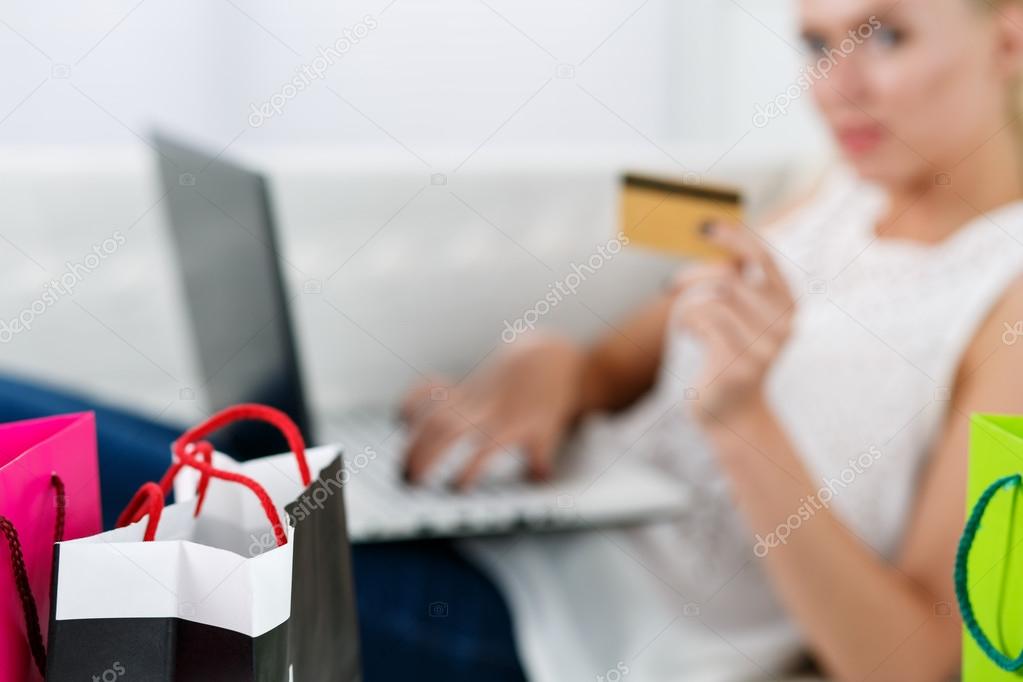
left=841, top=149, right=915, bottom=187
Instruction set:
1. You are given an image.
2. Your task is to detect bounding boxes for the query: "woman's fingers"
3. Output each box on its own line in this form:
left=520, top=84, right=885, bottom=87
left=453, top=424, right=558, bottom=490
left=671, top=261, right=738, bottom=294
left=673, top=222, right=794, bottom=345
left=680, top=294, right=759, bottom=355
left=702, top=222, right=787, bottom=290
left=403, top=409, right=470, bottom=482
left=671, top=226, right=798, bottom=418
left=399, top=376, right=452, bottom=424
left=454, top=437, right=509, bottom=490
left=454, top=418, right=557, bottom=489
left=680, top=277, right=794, bottom=367
left=524, top=434, right=557, bottom=482
left=722, top=278, right=793, bottom=341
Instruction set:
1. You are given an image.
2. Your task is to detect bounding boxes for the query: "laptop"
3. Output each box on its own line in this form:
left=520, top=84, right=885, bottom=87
left=154, top=132, right=689, bottom=543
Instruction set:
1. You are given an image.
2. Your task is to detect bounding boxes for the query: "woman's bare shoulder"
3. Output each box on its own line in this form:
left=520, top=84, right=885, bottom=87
left=958, top=273, right=1023, bottom=393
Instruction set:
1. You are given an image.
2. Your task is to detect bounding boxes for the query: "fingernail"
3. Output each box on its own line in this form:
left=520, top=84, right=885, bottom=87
left=699, top=220, right=716, bottom=237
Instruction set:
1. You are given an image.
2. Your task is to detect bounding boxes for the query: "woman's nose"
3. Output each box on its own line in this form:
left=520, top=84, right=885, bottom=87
left=814, top=49, right=869, bottom=106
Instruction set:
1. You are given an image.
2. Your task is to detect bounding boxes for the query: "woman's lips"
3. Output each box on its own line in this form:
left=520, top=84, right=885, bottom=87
left=836, top=123, right=886, bottom=155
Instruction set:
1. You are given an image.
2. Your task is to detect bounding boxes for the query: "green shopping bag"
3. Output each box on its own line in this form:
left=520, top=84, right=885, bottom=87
left=957, top=414, right=1023, bottom=680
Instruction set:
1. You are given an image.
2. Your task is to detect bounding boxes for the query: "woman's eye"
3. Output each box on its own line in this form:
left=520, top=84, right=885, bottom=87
left=871, top=26, right=905, bottom=49
left=802, top=34, right=828, bottom=54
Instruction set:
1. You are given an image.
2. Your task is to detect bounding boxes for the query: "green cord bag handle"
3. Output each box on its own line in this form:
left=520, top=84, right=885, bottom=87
left=955, top=473, right=1023, bottom=671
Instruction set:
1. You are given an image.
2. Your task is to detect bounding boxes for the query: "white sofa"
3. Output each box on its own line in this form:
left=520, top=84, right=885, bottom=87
left=0, top=143, right=818, bottom=430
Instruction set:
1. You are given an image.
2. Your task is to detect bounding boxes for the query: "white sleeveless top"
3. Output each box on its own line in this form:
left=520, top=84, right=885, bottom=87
left=464, top=168, right=1023, bottom=682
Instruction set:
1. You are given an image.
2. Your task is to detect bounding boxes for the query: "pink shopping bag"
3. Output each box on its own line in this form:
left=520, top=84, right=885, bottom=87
left=0, top=412, right=102, bottom=682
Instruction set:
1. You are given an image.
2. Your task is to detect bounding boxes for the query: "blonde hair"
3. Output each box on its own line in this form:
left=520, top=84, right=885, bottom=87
left=976, top=0, right=1023, bottom=126
left=973, top=0, right=1023, bottom=177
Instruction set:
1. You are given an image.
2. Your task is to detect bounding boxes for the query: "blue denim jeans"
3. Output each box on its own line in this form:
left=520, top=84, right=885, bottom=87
left=352, top=540, right=525, bottom=680
left=0, top=374, right=525, bottom=681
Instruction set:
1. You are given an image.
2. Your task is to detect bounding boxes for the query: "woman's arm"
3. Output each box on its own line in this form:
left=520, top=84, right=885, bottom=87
left=574, top=293, right=674, bottom=416
left=705, top=402, right=953, bottom=682
left=686, top=224, right=1023, bottom=681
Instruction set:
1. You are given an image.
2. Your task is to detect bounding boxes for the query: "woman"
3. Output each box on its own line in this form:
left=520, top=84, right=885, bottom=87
left=4, top=0, right=1022, bottom=679
left=389, top=0, right=1023, bottom=680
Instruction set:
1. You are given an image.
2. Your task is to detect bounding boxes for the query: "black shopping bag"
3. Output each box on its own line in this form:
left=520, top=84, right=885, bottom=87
left=47, top=404, right=361, bottom=681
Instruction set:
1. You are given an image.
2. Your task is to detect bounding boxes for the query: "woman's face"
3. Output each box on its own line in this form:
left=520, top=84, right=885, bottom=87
left=801, top=0, right=1020, bottom=186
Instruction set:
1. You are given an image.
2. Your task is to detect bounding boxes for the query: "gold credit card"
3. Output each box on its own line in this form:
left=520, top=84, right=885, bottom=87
left=620, top=173, right=744, bottom=260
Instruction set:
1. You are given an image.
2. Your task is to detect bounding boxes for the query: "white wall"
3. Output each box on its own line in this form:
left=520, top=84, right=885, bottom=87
left=0, top=0, right=827, bottom=155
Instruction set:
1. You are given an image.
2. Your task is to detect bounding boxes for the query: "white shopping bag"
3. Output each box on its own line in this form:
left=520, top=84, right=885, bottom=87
left=48, top=478, right=295, bottom=681
left=48, top=404, right=360, bottom=682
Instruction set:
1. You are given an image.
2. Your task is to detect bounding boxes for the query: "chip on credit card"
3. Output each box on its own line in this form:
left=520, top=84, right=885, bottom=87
left=620, top=173, right=744, bottom=260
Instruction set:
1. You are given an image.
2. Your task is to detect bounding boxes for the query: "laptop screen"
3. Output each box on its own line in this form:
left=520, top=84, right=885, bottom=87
left=154, top=133, right=313, bottom=458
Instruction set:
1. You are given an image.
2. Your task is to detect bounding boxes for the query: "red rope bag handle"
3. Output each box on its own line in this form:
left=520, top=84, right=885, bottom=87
left=118, top=404, right=311, bottom=548
left=115, top=483, right=165, bottom=542
left=173, top=404, right=311, bottom=487
left=0, top=474, right=66, bottom=677
left=118, top=461, right=292, bottom=547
